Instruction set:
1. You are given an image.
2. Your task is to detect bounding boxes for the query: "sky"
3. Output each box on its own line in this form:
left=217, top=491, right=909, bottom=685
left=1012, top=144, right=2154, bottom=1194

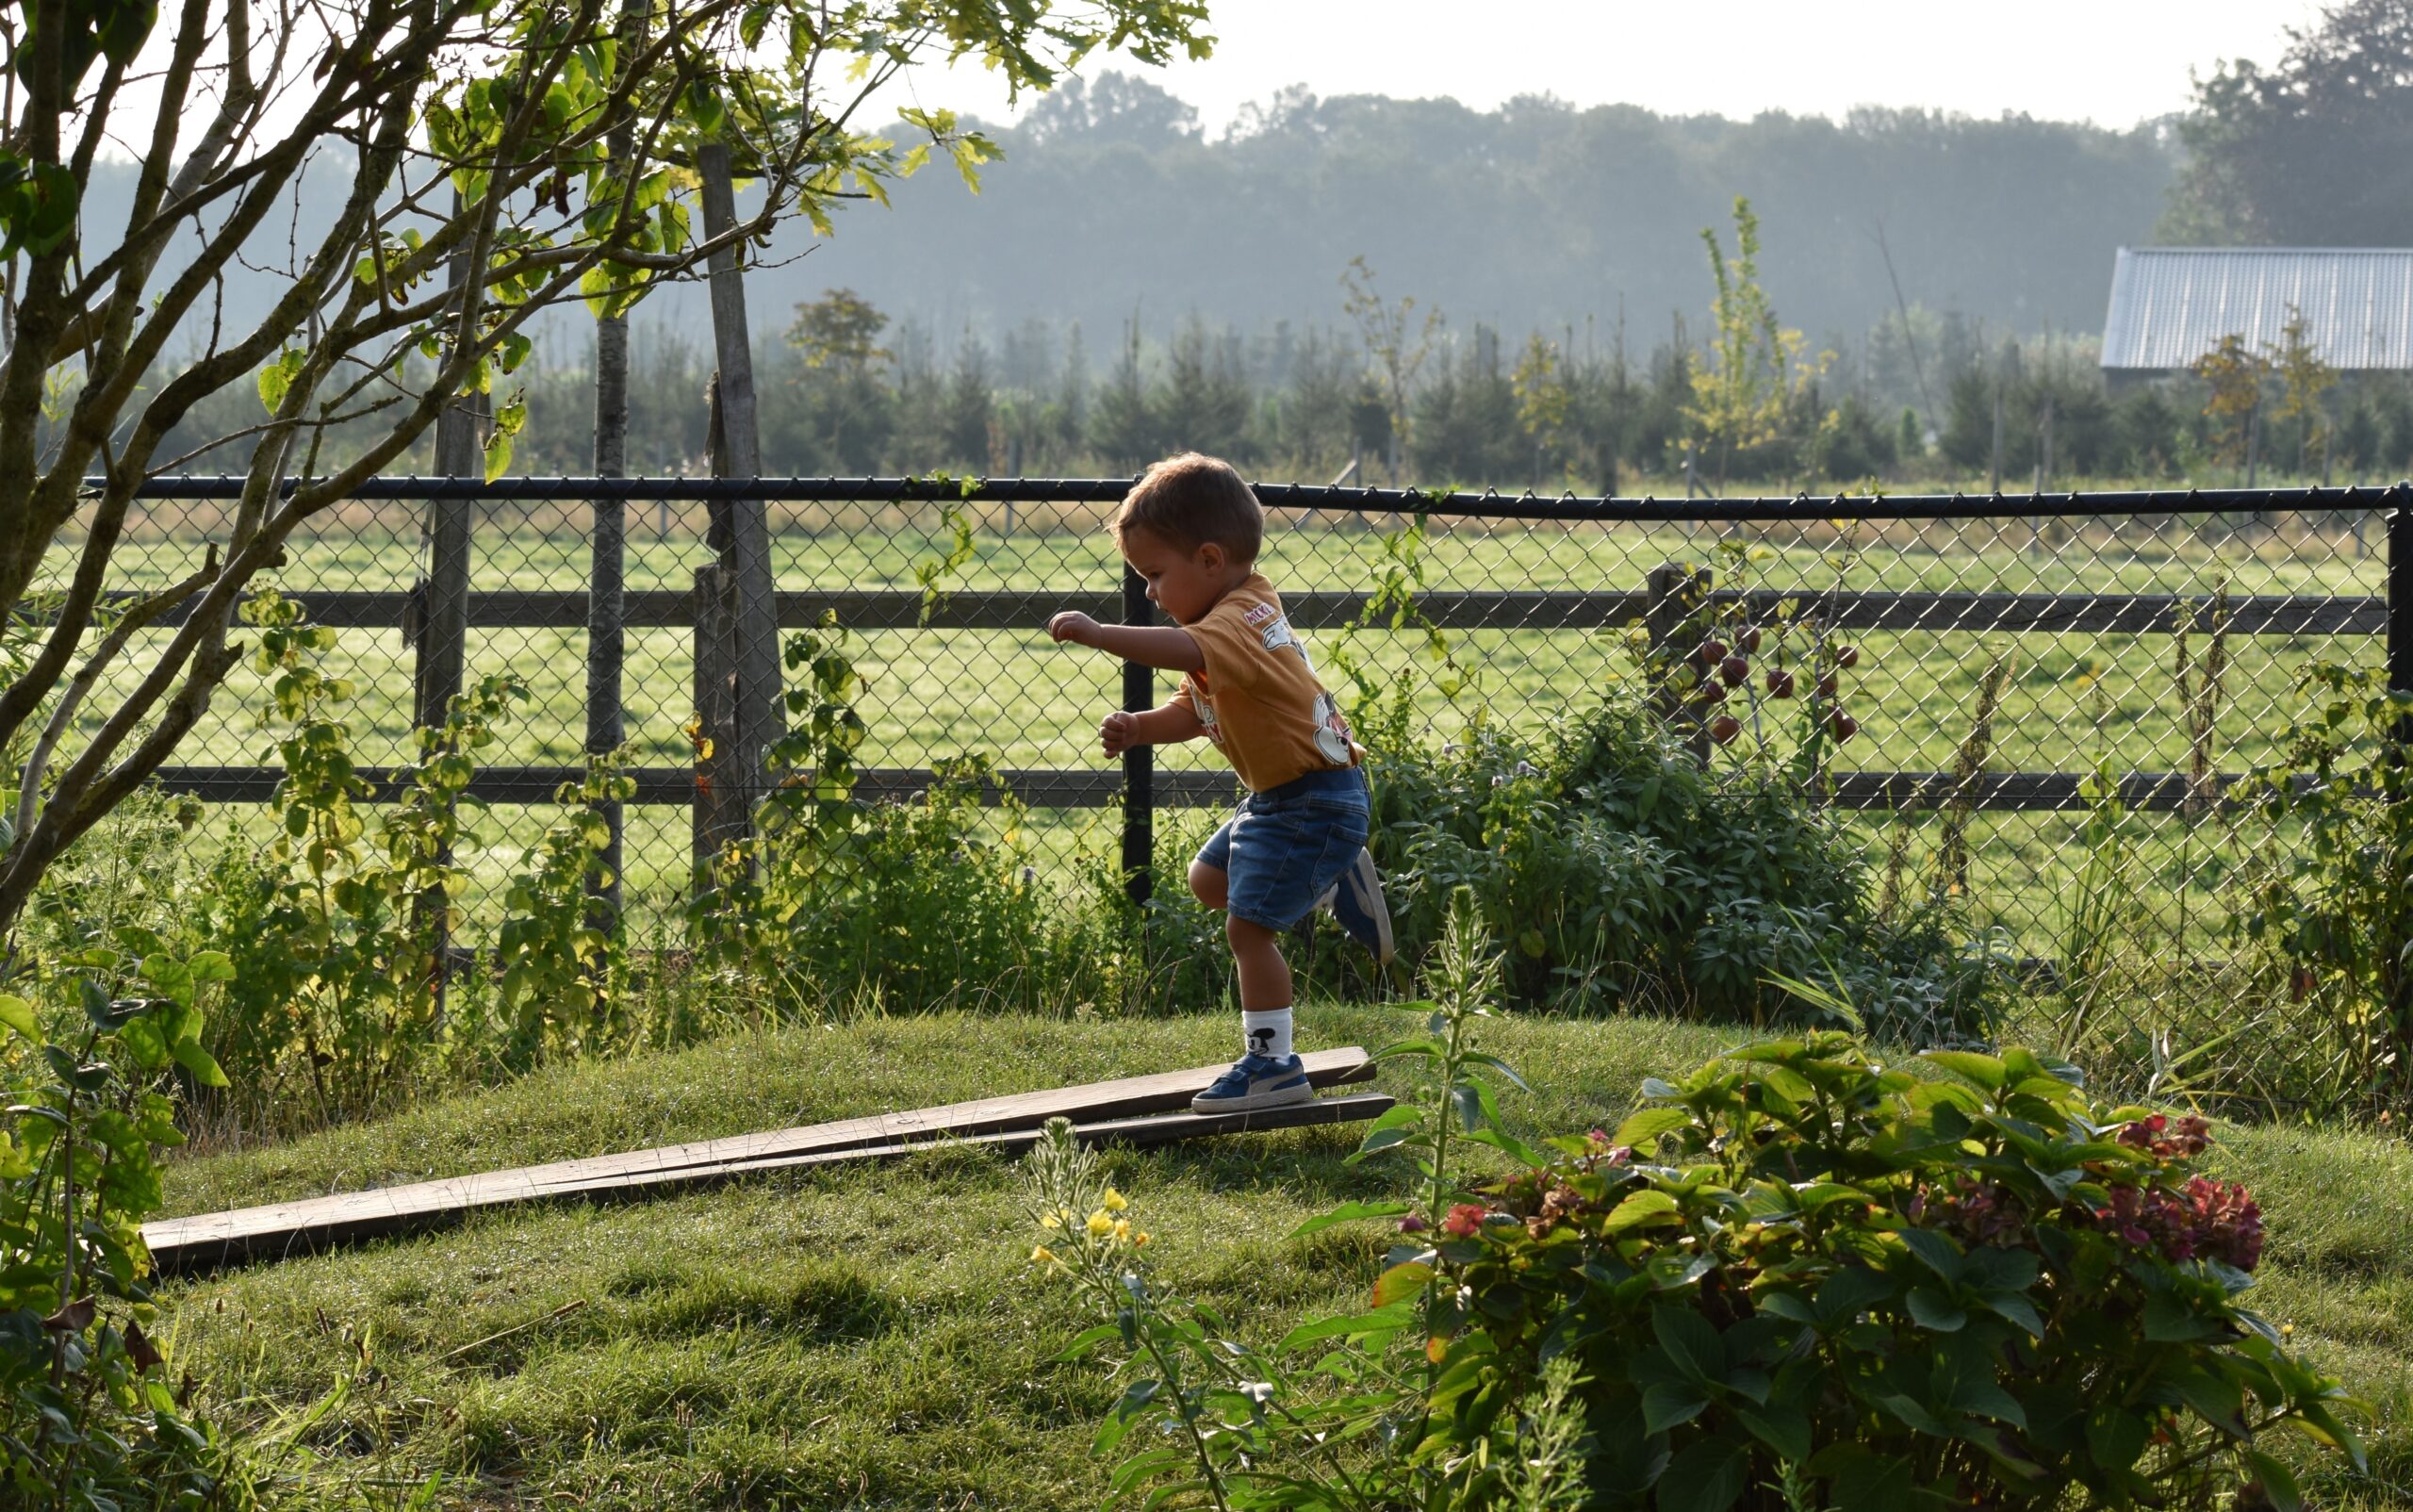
left=895, top=0, right=2329, bottom=135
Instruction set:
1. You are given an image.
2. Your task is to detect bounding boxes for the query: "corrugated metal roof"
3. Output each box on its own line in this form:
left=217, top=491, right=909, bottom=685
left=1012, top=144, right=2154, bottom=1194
left=2100, top=247, right=2413, bottom=371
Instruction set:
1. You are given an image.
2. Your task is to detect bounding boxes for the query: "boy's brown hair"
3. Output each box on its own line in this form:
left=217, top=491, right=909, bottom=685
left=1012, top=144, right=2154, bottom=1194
left=1111, top=452, right=1262, bottom=563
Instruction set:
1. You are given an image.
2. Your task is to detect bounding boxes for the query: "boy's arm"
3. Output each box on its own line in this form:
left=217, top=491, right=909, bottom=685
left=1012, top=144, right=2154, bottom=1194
left=1047, top=612, right=1206, bottom=674
left=1101, top=700, right=1204, bottom=758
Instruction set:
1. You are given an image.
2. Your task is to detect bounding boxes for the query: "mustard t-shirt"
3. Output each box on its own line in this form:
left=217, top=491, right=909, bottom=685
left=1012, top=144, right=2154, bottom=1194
left=1171, top=575, right=1363, bottom=793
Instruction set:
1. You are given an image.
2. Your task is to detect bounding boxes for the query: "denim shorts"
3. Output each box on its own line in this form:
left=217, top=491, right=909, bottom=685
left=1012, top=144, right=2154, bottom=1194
left=1194, top=767, right=1371, bottom=932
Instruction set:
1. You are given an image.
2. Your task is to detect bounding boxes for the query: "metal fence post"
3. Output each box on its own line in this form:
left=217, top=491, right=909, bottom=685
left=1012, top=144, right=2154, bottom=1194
left=2392, top=488, right=2411, bottom=750
left=1121, top=563, right=1155, bottom=909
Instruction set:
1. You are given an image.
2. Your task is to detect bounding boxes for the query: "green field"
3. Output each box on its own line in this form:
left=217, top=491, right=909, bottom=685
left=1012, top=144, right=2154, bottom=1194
left=42, top=500, right=2394, bottom=958
left=153, top=1010, right=2413, bottom=1510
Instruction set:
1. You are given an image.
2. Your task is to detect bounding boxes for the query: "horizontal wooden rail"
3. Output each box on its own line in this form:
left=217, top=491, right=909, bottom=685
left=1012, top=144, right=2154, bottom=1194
left=150, top=763, right=2285, bottom=814
left=109, top=587, right=2389, bottom=635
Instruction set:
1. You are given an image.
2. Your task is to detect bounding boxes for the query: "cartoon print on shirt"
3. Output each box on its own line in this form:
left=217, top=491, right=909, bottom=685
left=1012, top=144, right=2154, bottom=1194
left=1312, top=689, right=1354, bottom=764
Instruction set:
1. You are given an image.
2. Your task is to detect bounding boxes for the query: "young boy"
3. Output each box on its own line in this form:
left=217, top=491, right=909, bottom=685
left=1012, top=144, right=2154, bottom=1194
left=1048, top=452, right=1394, bottom=1113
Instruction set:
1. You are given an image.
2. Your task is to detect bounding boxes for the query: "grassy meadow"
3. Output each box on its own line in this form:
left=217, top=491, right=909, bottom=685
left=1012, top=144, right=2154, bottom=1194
left=154, top=1010, right=2413, bottom=1510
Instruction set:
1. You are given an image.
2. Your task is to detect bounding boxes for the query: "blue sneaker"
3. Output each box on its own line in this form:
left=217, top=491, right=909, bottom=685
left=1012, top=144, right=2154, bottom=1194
left=1190, top=1052, right=1312, bottom=1113
left=1319, top=847, right=1395, bottom=965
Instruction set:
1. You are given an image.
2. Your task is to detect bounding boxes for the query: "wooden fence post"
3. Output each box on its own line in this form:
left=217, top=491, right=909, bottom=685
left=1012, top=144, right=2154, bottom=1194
left=698, top=141, right=781, bottom=833
left=1122, top=563, right=1155, bottom=910
left=691, top=564, right=745, bottom=871
left=409, top=219, right=485, bottom=1006
left=1645, top=562, right=1711, bottom=766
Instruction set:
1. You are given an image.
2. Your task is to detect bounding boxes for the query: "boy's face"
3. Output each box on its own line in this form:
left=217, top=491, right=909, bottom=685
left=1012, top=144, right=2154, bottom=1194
left=1118, top=527, right=1240, bottom=626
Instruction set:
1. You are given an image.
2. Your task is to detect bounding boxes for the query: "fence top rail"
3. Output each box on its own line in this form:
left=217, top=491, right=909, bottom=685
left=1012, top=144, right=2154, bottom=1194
left=100, top=475, right=2413, bottom=522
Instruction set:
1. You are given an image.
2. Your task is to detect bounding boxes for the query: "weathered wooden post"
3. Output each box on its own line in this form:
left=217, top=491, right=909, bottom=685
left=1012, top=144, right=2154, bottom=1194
left=409, top=219, right=486, bottom=1003
left=698, top=140, right=782, bottom=836
left=691, top=563, right=745, bottom=869
left=585, top=0, right=642, bottom=922
left=413, top=213, right=483, bottom=733
left=1645, top=562, right=1711, bottom=766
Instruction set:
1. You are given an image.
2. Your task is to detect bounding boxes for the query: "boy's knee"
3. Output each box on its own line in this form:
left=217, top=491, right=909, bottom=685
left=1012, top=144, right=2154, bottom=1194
left=1225, top=912, right=1274, bottom=951
left=1189, top=862, right=1228, bottom=910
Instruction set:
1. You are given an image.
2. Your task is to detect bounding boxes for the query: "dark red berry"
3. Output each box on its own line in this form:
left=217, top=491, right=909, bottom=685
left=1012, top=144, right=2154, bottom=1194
left=1816, top=673, right=1839, bottom=699
left=1765, top=669, right=1796, bottom=699
left=1836, top=645, right=1861, bottom=669
left=1698, top=680, right=1728, bottom=705
left=1710, top=715, right=1742, bottom=745
left=1738, top=625, right=1763, bottom=653
left=1699, top=638, right=1730, bottom=665
left=1719, top=654, right=1749, bottom=687
left=1830, top=710, right=1859, bottom=741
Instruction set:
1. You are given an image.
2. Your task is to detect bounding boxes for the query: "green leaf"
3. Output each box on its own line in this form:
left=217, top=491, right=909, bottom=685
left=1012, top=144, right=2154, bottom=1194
left=1905, top=1288, right=1967, bottom=1333
left=1640, top=1381, right=1709, bottom=1434
left=1651, top=1304, right=1727, bottom=1384
left=1924, top=1050, right=2007, bottom=1090
left=1051, top=1323, right=1122, bottom=1362
left=1371, top=1260, right=1433, bottom=1307
left=1657, top=1438, right=1746, bottom=1512
left=1735, top=1401, right=1814, bottom=1464
left=1896, top=1226, right=1966, bottom=1284
left=2143, top=1291, right=2220, bottom=1343
left=1615, top=1105, right=1691, bottom=1149
left=1274, top=1302, right=1415, bottom=1353
left=186, top=951, right=235, bottom=987
left=170, top=1037, right=229, bottom=1089
left=1601, top=1189, right=1682, bottom=1235
left=1286, top=1201, right=1413, bottom=1241
left=2241, top=1450, right=2304, bottom=1512
left=1462, top=1127, right=1551, bottom=1169
left=0, top=994, right=34, bottom=1040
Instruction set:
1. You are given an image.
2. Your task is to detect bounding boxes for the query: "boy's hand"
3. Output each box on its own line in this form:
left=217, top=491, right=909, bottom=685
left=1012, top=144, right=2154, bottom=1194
left=1047, top=611, right=1100, bottom=647
left=1099, top=710, right=1140, bottom=757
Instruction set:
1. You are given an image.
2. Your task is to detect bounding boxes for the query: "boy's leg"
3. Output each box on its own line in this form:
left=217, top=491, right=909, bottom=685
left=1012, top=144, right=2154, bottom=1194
left=1191, top=812, right=1312, bottom=1112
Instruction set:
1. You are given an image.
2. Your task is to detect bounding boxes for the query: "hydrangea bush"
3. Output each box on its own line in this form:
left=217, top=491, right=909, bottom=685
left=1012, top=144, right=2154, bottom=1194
left=1421, top=1036, right=2359, bottom=1510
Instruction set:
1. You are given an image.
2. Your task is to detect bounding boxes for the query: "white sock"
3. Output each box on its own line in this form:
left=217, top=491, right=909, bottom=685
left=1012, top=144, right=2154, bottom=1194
left=1241, top=1008, right=1294, bottom=1060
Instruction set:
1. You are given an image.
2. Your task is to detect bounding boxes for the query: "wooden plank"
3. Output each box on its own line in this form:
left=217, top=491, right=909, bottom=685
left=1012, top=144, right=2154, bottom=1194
left=151, top=1093, right=1392, bottom=1276
left=107, top=587, right=2390, bottom=635
left=145, top=1049, right=1376, bottom=1273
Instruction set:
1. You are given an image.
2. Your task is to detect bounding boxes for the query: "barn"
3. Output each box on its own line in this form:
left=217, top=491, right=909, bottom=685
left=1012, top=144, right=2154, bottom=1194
left=2099, top=246, right=2413, bottom=386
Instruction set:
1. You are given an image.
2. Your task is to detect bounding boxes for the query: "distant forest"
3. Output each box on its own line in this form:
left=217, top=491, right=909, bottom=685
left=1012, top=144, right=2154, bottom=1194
left=138, top=0, right=2413, bottom=487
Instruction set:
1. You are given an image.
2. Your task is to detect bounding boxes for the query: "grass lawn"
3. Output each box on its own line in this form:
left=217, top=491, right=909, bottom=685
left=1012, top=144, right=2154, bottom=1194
left=156, top=1010, right=2413, bottom=1510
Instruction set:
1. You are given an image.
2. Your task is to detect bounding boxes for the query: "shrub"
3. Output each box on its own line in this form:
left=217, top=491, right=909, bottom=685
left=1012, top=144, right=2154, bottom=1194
left=695, top=620, right=1079, bottom=1014
left=0, top=950, right=238, bottom=1505
left=1427, top=1035, right=2364, bottom=1510
left=2232, top=662, right=2413, bottom=1118
left=1358, top=701, right=1993, bottom=1040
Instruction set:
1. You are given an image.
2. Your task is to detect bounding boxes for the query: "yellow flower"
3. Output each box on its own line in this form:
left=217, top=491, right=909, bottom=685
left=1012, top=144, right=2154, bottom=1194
left=1039, top=1212, right=1063, bottom=1231
left=1030, top=1245, right=1058, bottom=1266
left=1102, top=1188, right=1129, bottom=1213
left=1133, top=1231, right=1150, bottom=1248
left=1113, top=1218, right=1132, bottom=1243
left=1086, top=1210, right=1114, bottom=1236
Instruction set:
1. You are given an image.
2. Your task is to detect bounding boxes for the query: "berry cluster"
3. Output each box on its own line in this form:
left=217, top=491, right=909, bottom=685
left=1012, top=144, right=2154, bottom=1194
left=1690, top=625, right=1863, bottom=748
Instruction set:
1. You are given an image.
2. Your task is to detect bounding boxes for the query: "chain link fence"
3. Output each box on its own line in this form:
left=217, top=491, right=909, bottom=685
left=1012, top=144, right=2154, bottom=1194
left=56, top=477, right=2409, bottom=1068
